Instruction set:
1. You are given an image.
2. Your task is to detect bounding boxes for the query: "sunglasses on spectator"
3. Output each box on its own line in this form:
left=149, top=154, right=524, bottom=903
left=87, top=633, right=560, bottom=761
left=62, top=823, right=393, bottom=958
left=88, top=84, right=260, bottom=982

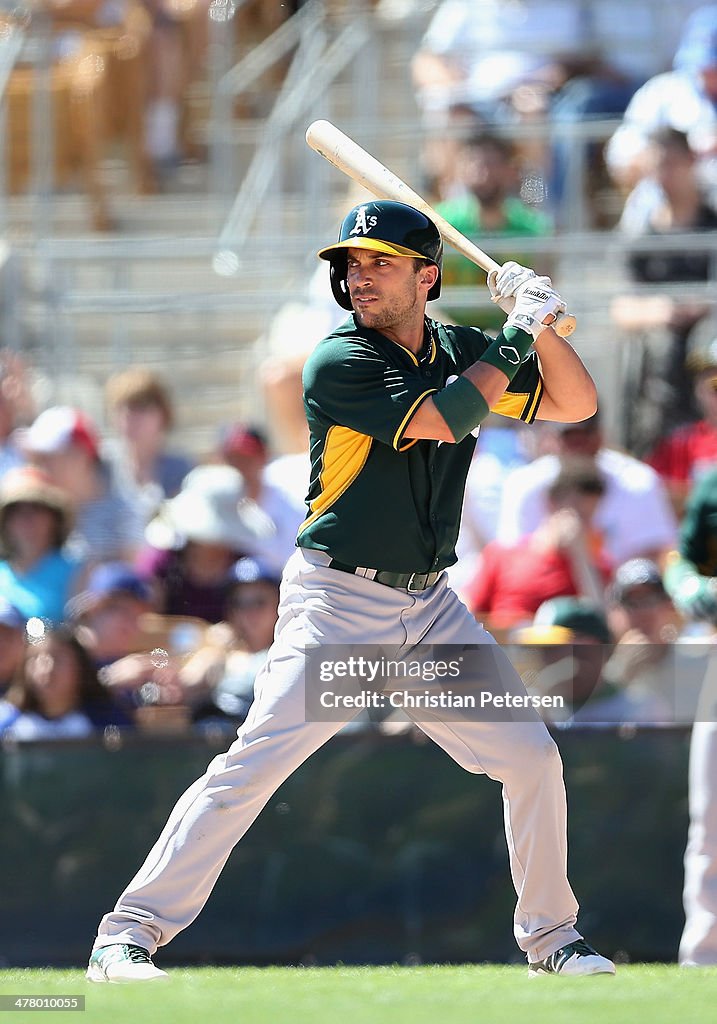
left=228, top=595, right=275, bottom=611
left=620, top=589, right=666, bottom=610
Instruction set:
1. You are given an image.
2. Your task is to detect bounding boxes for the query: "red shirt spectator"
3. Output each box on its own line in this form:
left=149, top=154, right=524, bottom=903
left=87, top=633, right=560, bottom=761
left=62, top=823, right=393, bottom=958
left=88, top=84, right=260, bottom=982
left=647, top=340, right=717, bottom=510
left=648, top=419, right=717, bottom=489
left=466, top=531, right=612, bottom=630
left=466, top=460, right=611, bottom=630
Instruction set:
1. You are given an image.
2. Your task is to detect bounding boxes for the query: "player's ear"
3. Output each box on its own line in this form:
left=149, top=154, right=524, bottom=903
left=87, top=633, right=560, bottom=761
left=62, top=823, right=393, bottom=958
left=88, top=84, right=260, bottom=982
left=419, top=263, right=439, bottom=291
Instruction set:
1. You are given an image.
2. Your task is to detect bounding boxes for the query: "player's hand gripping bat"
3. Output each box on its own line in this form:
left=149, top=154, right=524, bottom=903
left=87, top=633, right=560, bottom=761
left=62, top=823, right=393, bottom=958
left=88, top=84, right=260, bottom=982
left=305, top=119, right=576, bottom=338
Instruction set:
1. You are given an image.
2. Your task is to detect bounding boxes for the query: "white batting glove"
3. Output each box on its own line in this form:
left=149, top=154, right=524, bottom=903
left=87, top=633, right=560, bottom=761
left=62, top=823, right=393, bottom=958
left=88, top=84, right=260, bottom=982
left=505, top=278, right=567, bottom=340
left=488, top=260, right=546, bottom=305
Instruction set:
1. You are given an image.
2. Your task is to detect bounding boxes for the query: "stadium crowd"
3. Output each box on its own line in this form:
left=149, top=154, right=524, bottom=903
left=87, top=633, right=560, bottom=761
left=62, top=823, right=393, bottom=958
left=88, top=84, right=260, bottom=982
left=3, top=2, right=717, bottom=735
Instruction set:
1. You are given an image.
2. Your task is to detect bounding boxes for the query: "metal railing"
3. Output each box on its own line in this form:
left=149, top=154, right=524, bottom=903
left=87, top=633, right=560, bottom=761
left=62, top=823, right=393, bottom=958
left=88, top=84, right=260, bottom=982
left=214, top=7, right=373, bottom=271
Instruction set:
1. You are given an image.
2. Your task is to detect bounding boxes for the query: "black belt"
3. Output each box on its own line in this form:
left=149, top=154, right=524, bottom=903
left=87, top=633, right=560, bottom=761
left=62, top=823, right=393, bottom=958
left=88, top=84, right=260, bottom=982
left=328, top=559, right=442, bottom=593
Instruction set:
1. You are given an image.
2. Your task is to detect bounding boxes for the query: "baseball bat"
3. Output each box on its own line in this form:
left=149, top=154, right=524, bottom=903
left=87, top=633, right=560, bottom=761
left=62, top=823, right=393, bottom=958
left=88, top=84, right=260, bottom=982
left=305, top=119, right=576, bottom=338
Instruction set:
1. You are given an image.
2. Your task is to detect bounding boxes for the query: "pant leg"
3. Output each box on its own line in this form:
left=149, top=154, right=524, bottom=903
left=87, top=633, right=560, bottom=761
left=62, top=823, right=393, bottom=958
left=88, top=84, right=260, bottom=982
left=93, top=551, right=365, bottom=954
left=401, top=583, right=580, bottom=962
left=680, top=721, right=717, bottom=965
left=92, top=550, right=428, bottom=954
left=93, top=626, right=349, bottom=954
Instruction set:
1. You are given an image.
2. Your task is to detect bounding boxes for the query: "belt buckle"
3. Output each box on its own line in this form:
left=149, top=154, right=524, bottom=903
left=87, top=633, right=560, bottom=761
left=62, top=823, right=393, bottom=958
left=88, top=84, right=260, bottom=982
left=406, top=572, right=425, bottom=593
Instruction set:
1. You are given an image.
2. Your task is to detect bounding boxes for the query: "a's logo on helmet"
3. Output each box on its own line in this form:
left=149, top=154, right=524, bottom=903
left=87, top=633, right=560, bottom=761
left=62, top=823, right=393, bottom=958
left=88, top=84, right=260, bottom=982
left=349, top=206, right=378, bottom=236
left=498, top=345, right=521, bottom=365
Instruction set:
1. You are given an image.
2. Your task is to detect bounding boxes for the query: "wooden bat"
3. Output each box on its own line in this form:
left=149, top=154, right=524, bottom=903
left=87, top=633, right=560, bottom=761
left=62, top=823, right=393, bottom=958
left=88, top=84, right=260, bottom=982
left=305, top=119, right=576, bottom=338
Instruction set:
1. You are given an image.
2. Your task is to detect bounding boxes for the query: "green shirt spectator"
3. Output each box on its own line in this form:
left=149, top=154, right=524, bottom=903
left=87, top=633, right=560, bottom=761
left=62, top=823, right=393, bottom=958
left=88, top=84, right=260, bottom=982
left=436, top=134, right=553, bottom=326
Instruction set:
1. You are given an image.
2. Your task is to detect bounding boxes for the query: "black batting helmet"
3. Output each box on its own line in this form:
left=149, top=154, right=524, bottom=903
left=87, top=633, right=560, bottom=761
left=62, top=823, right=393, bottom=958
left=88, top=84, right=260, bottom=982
left=317, top=200, right=443, bottom=310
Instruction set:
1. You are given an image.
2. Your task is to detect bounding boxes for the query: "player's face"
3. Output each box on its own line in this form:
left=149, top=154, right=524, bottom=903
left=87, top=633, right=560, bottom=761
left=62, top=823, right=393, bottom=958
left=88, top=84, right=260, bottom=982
left=346, top=249, right=425, bottom=331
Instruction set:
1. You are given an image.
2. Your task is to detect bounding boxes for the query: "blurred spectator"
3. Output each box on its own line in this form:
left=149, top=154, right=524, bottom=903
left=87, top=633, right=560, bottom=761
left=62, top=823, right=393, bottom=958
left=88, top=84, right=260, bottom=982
left=611, top=129, right=717, bottom=450
left=411, top=0, right=636, bottom=129
left=411, top=0, right=588, bottom=200
left=68, top=561, right=154, bottom=668
left=0, top=349, right=33, bottom=480
left=0, top=466, right=82, bottom=624
left=645, top=339, right=717, bottom=513
left=20, top=406, right=139, bottom=564
left=183, top=556, right=280, bottom=727
left=0, top=624, right=133, bottom=740
left=514, top=596, right=667, bottom=724
left=104, top=366, right=193, bottom=536
left=512, top=597, right=612, bottom=723
left=138, top=464, right=274, bottom=622
left=0, top=597, right=25, bottom=694
left=450, top=420, right=532, bottom=596
left=497, top=410, right=678, bottom=566
left=603, top=558, right=703, bottom=723
left=137, top=0, right=211, bottom=184
left=68, top=561, right=186, bottom=707
left=256, top=260, right=341, bottom=513
left=435, top=133, right=552, bottom=326
left=605, top=5, right=717, bottom=191
left=465, top=460, right=608, bottom=631
left=219, top=424, right=304, bottom=577
left=606, top=558, right=678, bottom=648
left=0, top=601, right=25, bottom=732
left=411, top=0, right=648, bottom=214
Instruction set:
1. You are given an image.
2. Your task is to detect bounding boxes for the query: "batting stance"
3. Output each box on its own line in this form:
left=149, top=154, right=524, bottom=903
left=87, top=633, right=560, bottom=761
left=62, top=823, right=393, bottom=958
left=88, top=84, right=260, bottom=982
left=87, top=201, right=615, bottom=981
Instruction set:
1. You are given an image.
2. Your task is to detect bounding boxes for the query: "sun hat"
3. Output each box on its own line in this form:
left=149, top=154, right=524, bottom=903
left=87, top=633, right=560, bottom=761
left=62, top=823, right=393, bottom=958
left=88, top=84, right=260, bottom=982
left=144, top=464, right=275, bottom=551
left=0, top=465, right=73, bottom=546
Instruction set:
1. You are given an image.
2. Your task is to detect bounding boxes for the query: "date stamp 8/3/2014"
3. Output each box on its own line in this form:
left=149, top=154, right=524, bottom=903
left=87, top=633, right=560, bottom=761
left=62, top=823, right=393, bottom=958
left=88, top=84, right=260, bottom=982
left=0, top=997, right=85, bottom=1012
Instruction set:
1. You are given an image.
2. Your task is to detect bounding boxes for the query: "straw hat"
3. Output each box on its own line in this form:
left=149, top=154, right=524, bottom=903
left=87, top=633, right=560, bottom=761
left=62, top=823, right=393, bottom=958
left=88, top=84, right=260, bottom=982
left=0, top=466, right=73, bottom=547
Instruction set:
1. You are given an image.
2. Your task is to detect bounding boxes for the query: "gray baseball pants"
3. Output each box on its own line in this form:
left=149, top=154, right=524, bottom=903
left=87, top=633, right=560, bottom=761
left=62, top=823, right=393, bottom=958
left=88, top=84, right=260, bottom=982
left=93, top=549, right=581, bottom=963
left=681, top=720, right=717, bottom=965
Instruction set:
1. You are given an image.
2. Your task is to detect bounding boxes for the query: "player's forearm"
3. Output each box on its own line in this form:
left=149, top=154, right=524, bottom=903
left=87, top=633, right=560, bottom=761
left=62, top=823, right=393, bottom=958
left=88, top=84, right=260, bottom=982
left=405, top=326, right=534, bottom=442
left=534, top=328, right=598, bottom=422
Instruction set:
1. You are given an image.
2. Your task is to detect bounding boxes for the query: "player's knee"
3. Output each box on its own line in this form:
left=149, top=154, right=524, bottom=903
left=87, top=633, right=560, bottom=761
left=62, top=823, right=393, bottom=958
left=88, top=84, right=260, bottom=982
left=532, top=735, right=563, bottom=782
left=506, top=730, right=563, bottom=780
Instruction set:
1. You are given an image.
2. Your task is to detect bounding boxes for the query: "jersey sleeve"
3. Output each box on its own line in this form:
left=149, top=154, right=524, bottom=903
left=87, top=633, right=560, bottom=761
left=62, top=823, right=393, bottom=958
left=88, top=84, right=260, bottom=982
left=490, top=351, right=544, bottom=423
left=446, top=326, right=544, bottom=424
left=303, top=338, right=438, bottom=451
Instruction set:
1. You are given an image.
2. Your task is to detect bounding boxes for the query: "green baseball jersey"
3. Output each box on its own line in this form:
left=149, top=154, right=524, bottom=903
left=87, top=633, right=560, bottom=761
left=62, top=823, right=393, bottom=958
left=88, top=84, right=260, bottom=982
left=297, top=315, right=543, bottom=573
left=679, top=466, right=717, bottom=575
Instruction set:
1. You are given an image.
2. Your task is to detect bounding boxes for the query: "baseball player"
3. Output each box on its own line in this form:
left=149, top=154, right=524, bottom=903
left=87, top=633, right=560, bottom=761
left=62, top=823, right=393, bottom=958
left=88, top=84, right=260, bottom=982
left=87, top=200, right=615, bottom=981
left=665, top=465, right=717, bottom=965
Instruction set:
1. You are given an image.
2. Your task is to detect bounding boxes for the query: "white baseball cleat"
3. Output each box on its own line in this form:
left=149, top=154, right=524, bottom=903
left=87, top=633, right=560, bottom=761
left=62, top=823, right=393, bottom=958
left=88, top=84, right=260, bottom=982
left=86, top=943, right=169, bottom=983
left=528, top=939, right=616, bottom=977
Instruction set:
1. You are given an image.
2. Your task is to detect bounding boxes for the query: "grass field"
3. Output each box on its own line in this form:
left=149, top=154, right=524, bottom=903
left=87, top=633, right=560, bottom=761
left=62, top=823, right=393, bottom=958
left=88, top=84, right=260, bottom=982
left=1, top=965, right=716, bottom=1024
